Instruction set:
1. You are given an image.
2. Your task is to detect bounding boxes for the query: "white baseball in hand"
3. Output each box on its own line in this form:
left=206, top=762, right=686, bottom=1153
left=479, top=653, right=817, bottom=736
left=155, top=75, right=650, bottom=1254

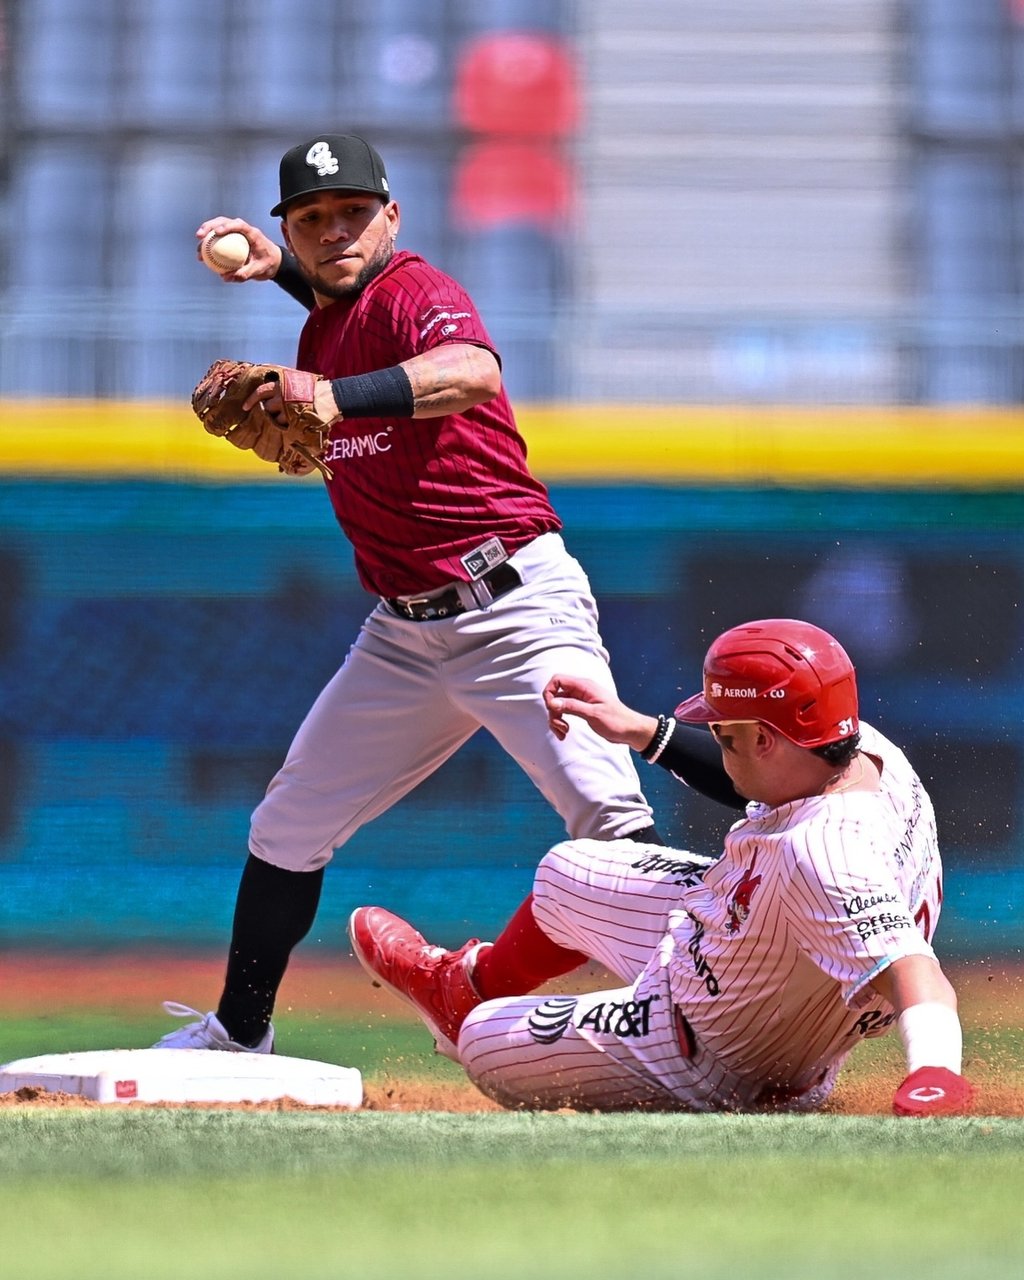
left=200, top=231, right=250, bottom=274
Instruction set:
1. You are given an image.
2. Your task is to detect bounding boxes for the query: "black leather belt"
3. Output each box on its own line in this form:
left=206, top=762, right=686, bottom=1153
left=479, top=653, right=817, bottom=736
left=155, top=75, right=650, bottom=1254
left=385, top=562, right=522, bottom=621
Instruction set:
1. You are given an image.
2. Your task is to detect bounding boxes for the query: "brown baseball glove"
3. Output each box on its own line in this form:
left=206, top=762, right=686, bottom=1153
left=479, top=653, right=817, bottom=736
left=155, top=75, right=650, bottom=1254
left=191, top=359, right=331, bottom=477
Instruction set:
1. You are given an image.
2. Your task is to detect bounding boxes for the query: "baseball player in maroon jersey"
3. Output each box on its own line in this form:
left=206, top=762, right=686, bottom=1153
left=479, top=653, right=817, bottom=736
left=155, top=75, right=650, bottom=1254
left=156, top=134, right=659, bottom=1053
left=349, top=619, right=973, bottom=1116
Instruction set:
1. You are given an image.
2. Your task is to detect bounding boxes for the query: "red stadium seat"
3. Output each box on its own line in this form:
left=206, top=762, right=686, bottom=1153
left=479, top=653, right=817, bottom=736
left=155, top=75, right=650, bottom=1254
left=451, top=139, right=573, bottom=229
left=453, top=32, right=579, bottom=137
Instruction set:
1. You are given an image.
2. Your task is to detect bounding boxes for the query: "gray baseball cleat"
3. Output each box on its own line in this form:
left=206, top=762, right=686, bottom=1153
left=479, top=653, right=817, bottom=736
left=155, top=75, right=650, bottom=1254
left=153, top=1002, right=274, bottom=1053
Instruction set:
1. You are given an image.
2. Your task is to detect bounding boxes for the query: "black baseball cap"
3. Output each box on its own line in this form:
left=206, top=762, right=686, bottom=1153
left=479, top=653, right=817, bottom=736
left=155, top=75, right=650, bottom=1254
left=270, top=134, right=390, bottom=217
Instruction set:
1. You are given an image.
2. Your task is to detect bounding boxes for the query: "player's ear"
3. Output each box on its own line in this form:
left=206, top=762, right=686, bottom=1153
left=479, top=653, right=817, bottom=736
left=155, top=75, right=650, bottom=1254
left=384, top=199, right=400, bottom=239
left=753, top=722, right=775, bottom=754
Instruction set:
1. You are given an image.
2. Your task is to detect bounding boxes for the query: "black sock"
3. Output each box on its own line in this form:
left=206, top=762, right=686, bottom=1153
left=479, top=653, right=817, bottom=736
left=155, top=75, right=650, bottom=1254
left=216, top=854, right=324, bottom=1046
left=624, top=824, right=664, bottom=845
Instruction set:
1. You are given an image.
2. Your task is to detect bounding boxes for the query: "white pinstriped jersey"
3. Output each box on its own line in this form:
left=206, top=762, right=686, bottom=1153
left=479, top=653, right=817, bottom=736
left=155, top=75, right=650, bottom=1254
left=458, top=723, right=945, bottom=1112
left=663, top=722, right=941, bottom=1097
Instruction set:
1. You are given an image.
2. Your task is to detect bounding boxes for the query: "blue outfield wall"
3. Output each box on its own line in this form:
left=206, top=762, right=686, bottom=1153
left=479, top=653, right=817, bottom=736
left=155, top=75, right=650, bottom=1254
left=0, top=479, right=1022, bottom=956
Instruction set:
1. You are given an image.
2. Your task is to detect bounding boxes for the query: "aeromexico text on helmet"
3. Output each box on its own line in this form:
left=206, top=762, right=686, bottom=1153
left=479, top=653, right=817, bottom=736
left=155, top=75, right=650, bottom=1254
left=710, top=682, right=785, bottom=700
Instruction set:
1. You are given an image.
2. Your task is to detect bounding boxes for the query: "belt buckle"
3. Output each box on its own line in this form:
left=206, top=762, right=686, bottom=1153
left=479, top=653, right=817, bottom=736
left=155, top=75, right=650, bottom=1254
left=387, top=596, right=425, bottom=619
left=394, top=591, right=459, bottom=621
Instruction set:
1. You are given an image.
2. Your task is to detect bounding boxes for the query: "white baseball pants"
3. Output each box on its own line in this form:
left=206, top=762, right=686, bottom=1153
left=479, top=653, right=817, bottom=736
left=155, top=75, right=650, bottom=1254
left=456, top=838, right=831, bottom=1112
left=249, top=535, right=654, bottom=871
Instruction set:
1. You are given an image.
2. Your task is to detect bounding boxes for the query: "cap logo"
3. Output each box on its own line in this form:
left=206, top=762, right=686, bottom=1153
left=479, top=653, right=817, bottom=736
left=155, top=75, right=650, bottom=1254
left=306, top=142, right=339, bottom=178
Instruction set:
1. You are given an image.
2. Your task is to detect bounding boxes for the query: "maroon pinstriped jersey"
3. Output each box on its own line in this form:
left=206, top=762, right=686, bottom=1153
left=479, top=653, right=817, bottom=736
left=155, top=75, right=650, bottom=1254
left=295, top=249, right=561, bottom=596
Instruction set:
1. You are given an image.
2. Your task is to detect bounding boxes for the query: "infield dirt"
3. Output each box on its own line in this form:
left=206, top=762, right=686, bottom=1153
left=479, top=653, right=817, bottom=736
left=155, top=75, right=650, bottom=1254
left=1, top=950, right=1021, bottom=1115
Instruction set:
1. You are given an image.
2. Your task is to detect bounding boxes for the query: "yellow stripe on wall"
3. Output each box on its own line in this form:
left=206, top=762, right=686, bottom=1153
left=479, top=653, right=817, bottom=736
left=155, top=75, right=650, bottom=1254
left=523, top=405, right=1023, bottom=487
left=0, top=400, right=1021, bottom=486
left=0, top=401, right=264, bottom=480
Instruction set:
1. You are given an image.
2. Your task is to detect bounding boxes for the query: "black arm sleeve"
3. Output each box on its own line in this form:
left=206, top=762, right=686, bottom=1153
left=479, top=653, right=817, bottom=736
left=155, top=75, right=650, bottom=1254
left=272, top=248, right=316, bottom=311
left=653, top=721, right=747, bottom=811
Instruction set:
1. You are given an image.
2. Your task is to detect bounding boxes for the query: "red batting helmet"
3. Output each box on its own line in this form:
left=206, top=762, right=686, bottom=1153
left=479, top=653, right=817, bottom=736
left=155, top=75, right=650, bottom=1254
left=674, top=619, right=859, bottom=749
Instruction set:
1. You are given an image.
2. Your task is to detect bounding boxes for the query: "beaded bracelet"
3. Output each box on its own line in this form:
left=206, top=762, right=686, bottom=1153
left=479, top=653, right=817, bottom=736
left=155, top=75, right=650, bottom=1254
left=640, top=714, right=676, bottom=763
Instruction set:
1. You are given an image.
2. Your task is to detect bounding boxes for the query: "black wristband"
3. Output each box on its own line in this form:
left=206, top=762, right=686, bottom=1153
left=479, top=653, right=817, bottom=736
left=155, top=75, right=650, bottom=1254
left=330, top=366, right=415, bottom=419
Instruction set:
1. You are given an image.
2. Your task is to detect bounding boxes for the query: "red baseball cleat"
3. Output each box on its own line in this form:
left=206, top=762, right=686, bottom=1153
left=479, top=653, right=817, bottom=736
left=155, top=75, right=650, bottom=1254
left=348, top=907, right=490, bottom=1059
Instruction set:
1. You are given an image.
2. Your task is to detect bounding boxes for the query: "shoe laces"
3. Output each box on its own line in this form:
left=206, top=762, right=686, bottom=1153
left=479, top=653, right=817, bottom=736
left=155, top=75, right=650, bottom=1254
left=162, top=1001, right=207, bottom=1023
left=156, top=1002, right=220, bottom=1045
left=159, top=1001, right=274, bottom=1053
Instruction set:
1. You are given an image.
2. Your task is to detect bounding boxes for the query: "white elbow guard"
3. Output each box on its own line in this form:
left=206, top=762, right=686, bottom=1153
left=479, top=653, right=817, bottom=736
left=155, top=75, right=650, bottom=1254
left=897, top=1002, right=963, bottom=1074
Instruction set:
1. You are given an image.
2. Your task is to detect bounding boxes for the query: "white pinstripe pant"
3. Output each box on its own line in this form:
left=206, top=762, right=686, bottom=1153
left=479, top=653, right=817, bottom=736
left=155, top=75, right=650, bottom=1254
left=457, top=838, right=738, bottom=1111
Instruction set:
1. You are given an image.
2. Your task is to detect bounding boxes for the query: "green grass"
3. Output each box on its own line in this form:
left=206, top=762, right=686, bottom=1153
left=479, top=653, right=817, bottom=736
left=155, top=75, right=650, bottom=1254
left=3, top=1007, right=1024, bottom=1280
left=1, top=1110, right=1023, bottom=1280
left=0, top=1009, right=465, bottom=1083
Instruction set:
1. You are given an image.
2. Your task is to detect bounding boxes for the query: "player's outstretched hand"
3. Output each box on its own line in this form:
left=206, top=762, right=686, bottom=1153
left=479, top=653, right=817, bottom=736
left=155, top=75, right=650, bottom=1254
left=543, top=674, right=656, bottom=750
left=892, top=1066, right=973, bottom=1117
left=195, top=217, right=283, bottom=282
